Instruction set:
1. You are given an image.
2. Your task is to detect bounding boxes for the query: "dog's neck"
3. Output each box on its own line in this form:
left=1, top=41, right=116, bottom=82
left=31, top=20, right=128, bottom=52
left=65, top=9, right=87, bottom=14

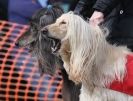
left=83, top=40, right=130, bottom=91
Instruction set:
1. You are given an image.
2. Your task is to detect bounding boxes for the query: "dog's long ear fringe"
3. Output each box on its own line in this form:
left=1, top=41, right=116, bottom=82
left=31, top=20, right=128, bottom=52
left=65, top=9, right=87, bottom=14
left=64, top=13, right=104, bottom=83
left=38, top=59, right=56, bottom=76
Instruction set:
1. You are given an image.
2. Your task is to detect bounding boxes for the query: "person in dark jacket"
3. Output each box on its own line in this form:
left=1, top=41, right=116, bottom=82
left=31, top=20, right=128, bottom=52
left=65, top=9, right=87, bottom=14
left=90, top=0, right=133, bottom=51
left=71, top=0, right=96, bottom=18
left=72, top=0, right=120, bottom=32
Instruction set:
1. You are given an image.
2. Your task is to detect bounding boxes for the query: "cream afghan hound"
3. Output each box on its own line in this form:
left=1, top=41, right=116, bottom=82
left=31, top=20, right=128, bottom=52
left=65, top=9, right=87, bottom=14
left=43, top=12, right=133, bottom=101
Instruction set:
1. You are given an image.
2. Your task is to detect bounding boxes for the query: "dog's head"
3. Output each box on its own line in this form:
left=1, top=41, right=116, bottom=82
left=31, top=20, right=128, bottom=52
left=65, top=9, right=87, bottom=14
left=42, top=12, right=70, bottom=41
left=43, top=12, right=105, bottom=83
left=16, top=6, right=64, bottom=47
left=16, top=6, right=64, bottom=75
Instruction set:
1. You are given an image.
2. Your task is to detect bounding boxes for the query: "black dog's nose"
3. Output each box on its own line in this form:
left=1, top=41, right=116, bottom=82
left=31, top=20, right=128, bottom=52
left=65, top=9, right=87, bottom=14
left=41, top=27, right=48, bottom=35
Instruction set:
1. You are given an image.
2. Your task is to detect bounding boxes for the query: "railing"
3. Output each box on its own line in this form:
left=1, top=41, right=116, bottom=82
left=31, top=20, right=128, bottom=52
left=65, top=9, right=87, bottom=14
left=0, top=21, right=63, bottom=101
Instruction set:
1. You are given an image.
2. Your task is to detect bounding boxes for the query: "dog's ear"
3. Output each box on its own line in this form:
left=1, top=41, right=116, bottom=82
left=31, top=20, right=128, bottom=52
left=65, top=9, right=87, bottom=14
left=16, top=29, right=36, bottom=47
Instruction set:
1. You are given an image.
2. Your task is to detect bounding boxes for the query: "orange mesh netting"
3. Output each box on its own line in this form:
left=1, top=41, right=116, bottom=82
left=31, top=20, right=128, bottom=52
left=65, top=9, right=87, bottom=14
left=0, top=21, right=63, bottom=101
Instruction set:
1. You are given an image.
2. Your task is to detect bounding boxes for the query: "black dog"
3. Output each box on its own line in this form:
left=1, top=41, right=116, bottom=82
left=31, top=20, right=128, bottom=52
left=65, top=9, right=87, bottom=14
left=16, top=5, right=80, bottom=101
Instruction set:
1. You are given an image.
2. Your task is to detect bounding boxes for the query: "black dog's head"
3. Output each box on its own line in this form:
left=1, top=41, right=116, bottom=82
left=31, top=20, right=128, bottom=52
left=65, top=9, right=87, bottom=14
left=16, top=6, right=64, bottom=75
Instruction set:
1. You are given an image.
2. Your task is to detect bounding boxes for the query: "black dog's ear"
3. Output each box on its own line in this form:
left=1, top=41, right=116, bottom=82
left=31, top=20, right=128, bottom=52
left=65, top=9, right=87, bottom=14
left=16, top=30, right=32, bottom=47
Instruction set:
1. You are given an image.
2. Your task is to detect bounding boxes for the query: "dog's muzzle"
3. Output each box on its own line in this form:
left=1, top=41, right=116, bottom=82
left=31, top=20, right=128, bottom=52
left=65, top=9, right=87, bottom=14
left=41, top=27, right=61, bottom=54
left=51, top=38, right=61, bottom=54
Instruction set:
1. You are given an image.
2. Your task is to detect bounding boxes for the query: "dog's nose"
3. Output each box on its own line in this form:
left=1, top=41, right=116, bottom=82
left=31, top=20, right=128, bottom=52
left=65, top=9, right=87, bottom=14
left=41, top=27, right=48, bottom=35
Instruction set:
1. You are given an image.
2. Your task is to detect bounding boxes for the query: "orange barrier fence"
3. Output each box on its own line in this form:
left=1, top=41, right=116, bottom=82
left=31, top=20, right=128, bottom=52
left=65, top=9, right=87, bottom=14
left=0, top=21, right=63, bottom=101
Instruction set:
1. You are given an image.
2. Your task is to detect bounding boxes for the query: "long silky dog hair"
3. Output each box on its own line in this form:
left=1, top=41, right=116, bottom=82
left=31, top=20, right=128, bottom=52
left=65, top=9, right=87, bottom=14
left=16, top=6, right=81, bottom=101
left=45, top=12, right=133, bottom=100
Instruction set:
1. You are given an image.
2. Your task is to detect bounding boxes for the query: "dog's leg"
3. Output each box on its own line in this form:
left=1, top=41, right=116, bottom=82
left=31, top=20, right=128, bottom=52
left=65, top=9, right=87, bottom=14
left=80, top=85, right=94, bottom=101
left=61, top=69, right=81, bottom=101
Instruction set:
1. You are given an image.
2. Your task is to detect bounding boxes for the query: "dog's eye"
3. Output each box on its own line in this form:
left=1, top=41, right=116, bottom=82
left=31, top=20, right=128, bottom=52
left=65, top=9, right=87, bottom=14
left=60, top=21, right=66, bottom=24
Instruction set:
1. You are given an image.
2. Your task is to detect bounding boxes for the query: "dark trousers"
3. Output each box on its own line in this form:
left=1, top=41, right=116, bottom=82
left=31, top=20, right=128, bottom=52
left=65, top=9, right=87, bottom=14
left=0, top=0, right=8, bottom=20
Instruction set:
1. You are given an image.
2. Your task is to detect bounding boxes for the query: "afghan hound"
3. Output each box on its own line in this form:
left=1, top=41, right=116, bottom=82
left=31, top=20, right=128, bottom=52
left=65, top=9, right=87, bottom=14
left=44, top=12, right=133, bottom=101
left=16, top=6, right=80, bottom=101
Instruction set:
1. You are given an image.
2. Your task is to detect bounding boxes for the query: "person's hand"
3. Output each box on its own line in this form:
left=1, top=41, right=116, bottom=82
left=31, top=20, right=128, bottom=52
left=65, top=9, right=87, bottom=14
left=90, top=11, right=104, bottom=26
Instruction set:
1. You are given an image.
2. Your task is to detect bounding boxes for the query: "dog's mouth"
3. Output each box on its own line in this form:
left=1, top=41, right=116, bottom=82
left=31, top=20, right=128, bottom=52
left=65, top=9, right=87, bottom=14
left=50, top=37, right=61, bottom=54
